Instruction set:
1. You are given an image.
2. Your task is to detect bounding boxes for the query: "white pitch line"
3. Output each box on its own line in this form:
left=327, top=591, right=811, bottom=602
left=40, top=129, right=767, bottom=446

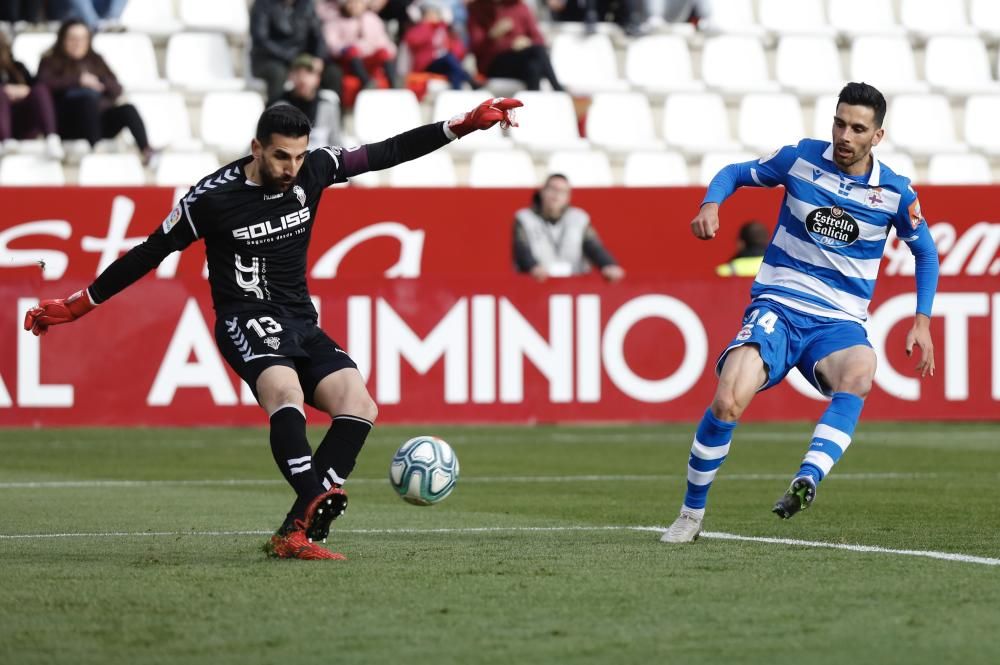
left=0, top=472, right=941, bottom=490
left=0, top=525, right=996, bottom=568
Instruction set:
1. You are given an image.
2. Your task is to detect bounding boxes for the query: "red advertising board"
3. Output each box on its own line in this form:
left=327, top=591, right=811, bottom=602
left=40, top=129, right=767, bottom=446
left=1, top=186, right=997, bottom=426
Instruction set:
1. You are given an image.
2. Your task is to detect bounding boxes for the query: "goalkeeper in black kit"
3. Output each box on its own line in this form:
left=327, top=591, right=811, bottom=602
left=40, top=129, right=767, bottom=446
left=24, top=98, right=522, bottom=560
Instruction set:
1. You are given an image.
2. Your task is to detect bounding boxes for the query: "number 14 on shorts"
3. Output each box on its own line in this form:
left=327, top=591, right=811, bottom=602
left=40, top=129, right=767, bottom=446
left=737, top=308, right=778, bottom=340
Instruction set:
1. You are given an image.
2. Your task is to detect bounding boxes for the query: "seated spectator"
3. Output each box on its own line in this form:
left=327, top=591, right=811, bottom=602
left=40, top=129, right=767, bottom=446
left=513, top=173, right=624, bottom=282
left=645, top=0, right=711, bottom=29
left=403, top=0, right=480, bottom=90
left=0, top=31, right=63, bottom=159
left=317, top=0, right=398, bottom=89
left=47, top=0, right=128, bottom=31
left=369, top=0, right=418, bottom=40
left=37, top=19, right=153, bottom=164
left=251, top=0, right=342, bottom=105
left=0, top=0, right=44, bottom=24
left=547, top=0, right=641, bottom=36
left=275, top=53, right=342, bottom=149
left=715, top=220, right=769, bottom=277
left=468, top=0, right=563, bottom=92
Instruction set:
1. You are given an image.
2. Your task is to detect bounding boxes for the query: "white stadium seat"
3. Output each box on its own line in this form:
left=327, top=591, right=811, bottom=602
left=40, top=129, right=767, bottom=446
left=700, top=0, right=764, bottom=36
left=738, top=93, right=806, bottom=154
left=850, top=37, right=929, bottom=95
left=128, top=92, right=200, bottom=151
left=827, top=0, right=903, bottom=37
left=585, top=92, right=662, bottom=153
left=924, top=37, right=1000, bottom=95
left=964, top=95, right=1000, bottom=156
left=926, top=154, right=993, bottom=185
left=550, top=34, right=628, bottom=94
left=510, top=91, right=588, bottom=153
left=661, top=93, right=742, bottom=156
left=431, top=89, right=512, bottom=153
left=887, top=94, right=967, bottom=156
left=92, top=33, right=168, bottom=92
left=386, top=151, right=457, bottom=187
left=622, top=152, right=690, bottom=186
left=155, top=152, right=222, bottom=187
left=166, top=32, right=245, bottom=92
left=178, top=0, right=250, bottom=34
left=353, top=89, right=422, bottom=143
left=775, top=36, right=845, bottom=97
left=121, top=0, right=183, bottom=36
left=11, top=32, right=55, bottom=76
left=78, top=153, right=146, bottom=186
left=900, top=0, right=975, bottom=38
left=468, top=149, right=538, bottom=187
left=970, top=0, right=1000, bottom=41
left=624, top=36, right=704, bottom=95
left=701, top=35, right=780, bottom=95
left=757, top=0, right=833, bottom=36
left=546, top=151, right=613, bottom=187
left=811, top=95, right=839, bottom=140
left=873, top=152, right=917, bottom=181
left=699, top=151, right=756, bottom=186
left=199, top=91, right=265, bottom=158
left=0, top=155, right=65, bottom=185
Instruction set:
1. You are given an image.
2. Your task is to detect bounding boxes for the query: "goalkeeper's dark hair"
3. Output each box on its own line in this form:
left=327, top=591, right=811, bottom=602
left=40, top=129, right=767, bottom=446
left=837, top=82, right=887, bottom=127
left=256, top=104, right=312, bottom=145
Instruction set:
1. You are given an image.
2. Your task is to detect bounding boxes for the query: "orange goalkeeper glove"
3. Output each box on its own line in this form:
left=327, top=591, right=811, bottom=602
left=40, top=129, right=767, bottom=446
left=447, top=97, right=522, bottom=138
left=23, top=289, right=97, bottom=337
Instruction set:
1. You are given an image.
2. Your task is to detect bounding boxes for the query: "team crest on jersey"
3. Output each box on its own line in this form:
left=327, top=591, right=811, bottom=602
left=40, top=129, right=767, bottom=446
left=805, top=206, right=860, bottom=248
left=263, top=336, right=281, bottom=350
left=865, top=187, right=884, bottom=208
left=161, top=206, right=182, bottom=234
left=293, top=185, right=305, bottom=206
left=908, top=197, right=924, bottom=229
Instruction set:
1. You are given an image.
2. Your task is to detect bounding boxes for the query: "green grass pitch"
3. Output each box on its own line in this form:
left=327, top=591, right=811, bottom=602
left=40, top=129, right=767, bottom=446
left=1, top=422, right=998, bottom=665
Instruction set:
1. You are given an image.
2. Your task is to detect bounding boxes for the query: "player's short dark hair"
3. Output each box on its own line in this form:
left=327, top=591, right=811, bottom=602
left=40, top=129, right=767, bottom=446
left=837, top=82, right=887, bottom=127
left=543, top=173, right=569, bottom=187
left=256, top=104, right=311, bottom=145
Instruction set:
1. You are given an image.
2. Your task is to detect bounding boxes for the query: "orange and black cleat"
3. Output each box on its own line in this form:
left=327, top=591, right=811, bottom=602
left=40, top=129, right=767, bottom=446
left=302, top=487, right=348, bottom=543
left=268, top=525, right=346, bottom=561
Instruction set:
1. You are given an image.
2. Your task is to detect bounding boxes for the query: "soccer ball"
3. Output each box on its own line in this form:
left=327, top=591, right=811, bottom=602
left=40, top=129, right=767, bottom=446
left=389, top=436, right=459, bottom=506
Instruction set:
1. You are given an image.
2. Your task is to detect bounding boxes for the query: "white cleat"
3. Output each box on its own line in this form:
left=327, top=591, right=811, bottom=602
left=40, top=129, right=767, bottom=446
left=660, top=510, right=703, bottom=543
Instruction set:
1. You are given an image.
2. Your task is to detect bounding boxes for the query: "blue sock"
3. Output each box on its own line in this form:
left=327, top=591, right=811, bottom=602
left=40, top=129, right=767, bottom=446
left=682, top=408, right=737, bottom=511
left=798, top=392, right=864, bottom=483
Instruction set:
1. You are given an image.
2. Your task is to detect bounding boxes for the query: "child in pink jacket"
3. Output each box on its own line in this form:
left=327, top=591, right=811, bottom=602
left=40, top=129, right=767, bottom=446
left=317, top=0, right=397, bottom=88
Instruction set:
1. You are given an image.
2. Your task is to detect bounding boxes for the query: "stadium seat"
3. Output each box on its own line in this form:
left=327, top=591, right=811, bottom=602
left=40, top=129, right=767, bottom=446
left=925, top=37, right=1000, bottom=95
left=810, top=94, right=839, bottom=140
left=926, top=154, right=993, bottom=185
left=467, top=149, right=538, bottom=187
left=11, top=32, right=55, bottom=76
left=698, top=151, right=757, bottom=186
left=775, top=36, right=845, bottom=97
left=699, top=0, right=764, bottom=36
left=886, top=94, right=967, bottom=156
left=585, top=93, right=662, bottom=153
left=121, top=0, right=183, bottom=36
left=900, top=0, right=975, bottom=38
left=827, top=0, right=903, bottom=37
left=509, top=91, right=589, bottom=153
left=964, top=95, right=1000, bottom=156
left=550, top=34, right=628, bottom=94
left=431, top=89, right=512, bottom=153
left=624, top=36, right=704, bottom=95
left=154, top=152, right=222, bottom=187
left=353, top=89, right=423, bottom=143
left=661, top=93, right=742, bottom=156
left=199, top=91, right=265, bottom=158
left=178, top=0, right=250, bottom=34
left=738, top=93, right=806, bottom=154
left=78, top=153, right=146, bottom=186
left=92, top=33, right=167, bottom=92
left=546, top=151, right=613, bottom=187
left=622, top=151, right=690, bottom=186
left=0, top=155, right=65, bottom=185
left=386, top=151, right=457, bottom=187
left=970, top=0, right=1000, bottom=41
left=757, top=0, right=833, bottom=36
left=873, top=151, right=917, bottom=181
left=701, top=36, right=780, bottom=96
left=128, top=92, right=199, bottom=151
left=850, top=37, right=929, bottom=94
left=166, top=32, right=245, bottom=92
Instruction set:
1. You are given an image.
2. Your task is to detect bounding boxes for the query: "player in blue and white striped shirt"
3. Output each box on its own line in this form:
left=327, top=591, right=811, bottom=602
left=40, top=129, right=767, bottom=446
left=662, top=82, right=939, bottom=543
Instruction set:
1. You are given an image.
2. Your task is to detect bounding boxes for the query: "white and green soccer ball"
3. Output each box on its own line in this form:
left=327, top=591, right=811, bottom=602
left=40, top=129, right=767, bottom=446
left=389, top=436, right=459, bottom=506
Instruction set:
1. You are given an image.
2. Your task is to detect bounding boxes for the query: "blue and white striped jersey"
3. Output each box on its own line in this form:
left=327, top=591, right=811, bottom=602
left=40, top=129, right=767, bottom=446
left=705, top=139, right=931, bottom=322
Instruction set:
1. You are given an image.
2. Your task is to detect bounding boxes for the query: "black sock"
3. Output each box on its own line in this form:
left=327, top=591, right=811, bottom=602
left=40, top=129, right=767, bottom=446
left=312, top=415, right=374, bottom=489
left=270, top=405, right=325, bottom=521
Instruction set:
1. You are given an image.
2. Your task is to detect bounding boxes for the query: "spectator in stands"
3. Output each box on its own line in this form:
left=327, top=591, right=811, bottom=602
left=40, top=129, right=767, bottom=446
left=513, top=173, right=624, bottom=281
left=0, top=31, right=63, bottom=159
left=251, top=0, right=342, bottom=105
left=369, top=0, right=418, bottom=41
left=37, top=19, right=153, bottom=164
left=645, top=0, right=711, bottom=29
left=715, top=219, right=769, bottom=277
left=47, top=0, right=128, bottom=31
left=0, top=0, right=44, bottom=24
left=468, top=0, right=563, bottom=92
left=275, top=53, right=342, bottom=149
left=548, top=0, right=642, bottom=37
left=403, top=0, right=480, bottom=90
left=318, top=0, right=398, bottom=89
